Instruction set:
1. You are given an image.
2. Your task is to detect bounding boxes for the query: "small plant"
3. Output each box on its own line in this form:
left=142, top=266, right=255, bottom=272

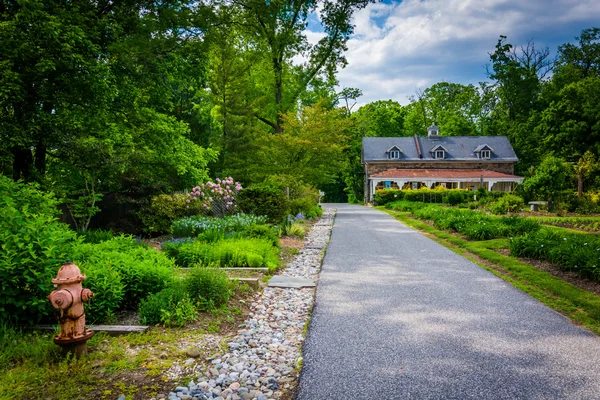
left=138, top=283, right=197, bottom=326
left=79, top=229, right=115, bottom=244
left=185, top=267, right=232, bottom=309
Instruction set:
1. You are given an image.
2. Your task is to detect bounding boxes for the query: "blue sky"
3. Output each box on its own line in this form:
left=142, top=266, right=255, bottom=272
left=305, top=0, right=600, bottom=106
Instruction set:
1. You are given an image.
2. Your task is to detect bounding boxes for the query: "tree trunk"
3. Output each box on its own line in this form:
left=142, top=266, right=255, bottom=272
left=34, top=138, right=46, bottom=177
left=12, top=147, right=33, bottom=181
left=577, top=168, right=583, bottom=199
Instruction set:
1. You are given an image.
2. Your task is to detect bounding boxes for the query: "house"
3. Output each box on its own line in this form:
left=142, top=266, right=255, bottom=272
left=362, top=124, right=524, bottom=203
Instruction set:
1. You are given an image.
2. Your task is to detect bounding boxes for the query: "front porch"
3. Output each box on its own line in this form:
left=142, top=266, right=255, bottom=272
left=367, top=169, right=524, bottom=202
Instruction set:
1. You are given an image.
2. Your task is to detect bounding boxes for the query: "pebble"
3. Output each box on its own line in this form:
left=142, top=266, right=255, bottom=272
left=165, top=210, right=335, bottom=400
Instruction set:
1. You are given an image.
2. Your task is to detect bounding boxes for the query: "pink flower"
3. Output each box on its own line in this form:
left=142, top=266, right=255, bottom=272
left=186, top=199, right=190, bottom=203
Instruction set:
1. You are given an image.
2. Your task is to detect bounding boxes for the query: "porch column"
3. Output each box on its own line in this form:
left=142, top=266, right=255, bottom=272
left=370, top=180, right=377, bottom=201
left=487, top=180, right=498, bottom=191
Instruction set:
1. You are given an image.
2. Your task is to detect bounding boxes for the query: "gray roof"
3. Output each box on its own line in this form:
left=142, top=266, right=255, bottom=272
left=362, top=136, right=518, bottom=162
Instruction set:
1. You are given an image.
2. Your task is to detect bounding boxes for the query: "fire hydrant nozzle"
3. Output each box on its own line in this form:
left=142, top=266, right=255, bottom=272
left=48, top=262, right=94, bottom=356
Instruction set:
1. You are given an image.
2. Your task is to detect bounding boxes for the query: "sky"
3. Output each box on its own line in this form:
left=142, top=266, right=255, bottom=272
left=304, top=0, right=600, bottom=107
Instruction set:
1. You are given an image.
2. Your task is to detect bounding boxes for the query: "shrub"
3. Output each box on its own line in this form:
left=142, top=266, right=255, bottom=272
left=488, top=194, right=525, bottom=214
left=138, top=193, right=205, bottom=235
left=79, top=229, right=115, bottom=244
left=374, top=189, right=404, bottom=205
left=171, top=238, right=279, bottom=271
left=0, top=176, right=78, bottom=325
left=185, top=267, right=232, bottom=308
left=138, top=282, right=197, bottom=326
left=237, top=183, right=289, bottom=222
left=242, top=224, right=280, bottom=246
left=171, top=213, right=267, bottom=237
left=188, top=177, right=243, bottom=218
left=83, top=263, right=125, bottom=323
left=74, top=236, right=175, bottom=312
left=289, top=197, right=317, bottom=217
left=305, top=205, right=323, bottom=219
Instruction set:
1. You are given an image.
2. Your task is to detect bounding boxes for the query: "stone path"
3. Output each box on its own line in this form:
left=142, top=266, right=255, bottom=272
left=297, top=204, right=600, bottom=400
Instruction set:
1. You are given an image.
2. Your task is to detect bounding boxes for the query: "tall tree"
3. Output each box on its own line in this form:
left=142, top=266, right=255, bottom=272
left=228, top=0, right=373, bottom=133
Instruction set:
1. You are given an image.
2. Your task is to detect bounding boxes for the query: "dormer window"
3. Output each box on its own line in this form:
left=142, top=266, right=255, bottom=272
left=474, top=144, right=494, bottom=159
left=386, top=146, right=402, bottom=159
left=430, top=144, right=448, bottom=160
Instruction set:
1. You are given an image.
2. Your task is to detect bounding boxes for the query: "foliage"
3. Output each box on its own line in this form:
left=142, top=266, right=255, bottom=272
left=171, top=213, right=267, bottom=237
left=138, top=282, right=197, bottom=327
left=526, top=216, right=600, bottom=233
left=0, top=176, right=78, bottom=325
left=523, top=156, right=573, bottom=208
left=73, top=236, right=175, bottom=317
left=169, top=238, right=279, bottom=270
left=241, top=224, right=280, bottom=246
left=237, top=183, right=290, bottom=223
left=375, top=187, right=480, bottom=206
left=488, top=194, right=525, bottom=214
left=510, top=229, right=600, bottom=280
left=138, top=194, right=206, bottom=235
left=185, top=267, right=232, bottom=309
left=78, top=229, right=115, bottom=244
left=82, top=263, right=125, bottom=323
left=406, top=203, right=540, bottom=240
left=188, top=177, right=243, bottom=218
left=279, top=216, right=306, bottom=238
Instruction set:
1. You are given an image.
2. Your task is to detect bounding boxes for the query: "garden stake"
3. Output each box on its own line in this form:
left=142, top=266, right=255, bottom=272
left=48, top=262, right=94, bottom=357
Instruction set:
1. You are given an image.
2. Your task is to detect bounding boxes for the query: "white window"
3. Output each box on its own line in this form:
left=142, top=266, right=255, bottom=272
left=435, top=150, right=445, bottom=159
left=481, top=150, right=491, bottom=159
left=390, top=150, right=400, bottom=159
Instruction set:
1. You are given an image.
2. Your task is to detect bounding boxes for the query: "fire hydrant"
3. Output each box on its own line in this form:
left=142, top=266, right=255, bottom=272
left=48, top=262, right=94, bottom=356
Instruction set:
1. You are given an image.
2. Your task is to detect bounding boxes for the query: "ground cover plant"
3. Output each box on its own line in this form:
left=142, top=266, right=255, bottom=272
left=510, top=229, right=600, bottom=280
left=168, top=238, right=280, bottom=271
left=389, top=201, right=540, bottom=240
left=171, top=213, right=267, bottom=237
left=525, top=216, right=600, bottom=233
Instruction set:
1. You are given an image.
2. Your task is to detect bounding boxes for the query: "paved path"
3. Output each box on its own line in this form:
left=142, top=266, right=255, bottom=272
left=297, top=204, right=600, bottom=400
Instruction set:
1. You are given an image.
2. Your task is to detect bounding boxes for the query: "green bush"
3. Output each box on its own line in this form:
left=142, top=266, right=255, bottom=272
left=289, top=197, right=317, bottom=217
left=79, top=229, right=115, bottom=244
left=172, top=213, right=267, bottom=237
left=171, top=238, right=279, bottom=271
left=488, top=194, right=525, bottom=214
left=74, top=236, right=175, bottom=313
left=510, top=229, right=600, bottom=280
left=374, top=189, right=404, bottom=205
left=185, top=267, right=232, bottom=308
left=83, top=263, right=125, bottom=323
left=138, top=193, right=206, bottom=235
left=242, top=224, right=280, bottom=246
left=138, top=282, right=197, bottom=326
left=305, top=205, right=323, bottom=219
left=0, top=176, right=78, bottom=325
left=237, top=183, right=289, bottom=222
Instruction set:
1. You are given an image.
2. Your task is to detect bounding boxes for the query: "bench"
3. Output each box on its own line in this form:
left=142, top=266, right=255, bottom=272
left=528, top=201, right=548, bottom=211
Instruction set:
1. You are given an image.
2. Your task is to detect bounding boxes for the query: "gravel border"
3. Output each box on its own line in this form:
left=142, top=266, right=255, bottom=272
left=163, top=209, right=336, bottom=400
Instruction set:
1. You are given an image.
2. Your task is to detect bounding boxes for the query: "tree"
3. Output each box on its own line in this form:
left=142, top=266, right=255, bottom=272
left=252, top=101, right=353, bottom=186
left=523, top=156, right=573, bottom=208
left=405, top=83, right=483, bottom=136
left=228, top=0, right=373, bottom=132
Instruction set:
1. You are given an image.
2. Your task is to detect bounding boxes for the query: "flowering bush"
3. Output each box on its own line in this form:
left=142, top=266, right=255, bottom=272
left=188, top=177, right=243, bottom=218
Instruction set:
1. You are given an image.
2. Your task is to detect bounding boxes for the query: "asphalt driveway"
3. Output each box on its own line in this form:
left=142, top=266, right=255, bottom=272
left=297, top=204, right=600, bottom=400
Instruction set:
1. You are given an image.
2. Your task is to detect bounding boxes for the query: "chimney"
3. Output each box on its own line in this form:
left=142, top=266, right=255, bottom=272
left=427, top=123, right=440, bottom=137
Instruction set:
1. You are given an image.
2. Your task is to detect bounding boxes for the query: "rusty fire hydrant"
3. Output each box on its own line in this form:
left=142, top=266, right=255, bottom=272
left=48, top=262, right=94, bottom=356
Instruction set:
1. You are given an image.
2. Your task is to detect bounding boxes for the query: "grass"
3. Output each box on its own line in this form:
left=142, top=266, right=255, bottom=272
left=381, top=207, right=600, bottom=335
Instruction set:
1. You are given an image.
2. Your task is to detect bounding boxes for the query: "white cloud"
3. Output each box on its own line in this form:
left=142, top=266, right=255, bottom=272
left=323, top=0, right=600, bottom=107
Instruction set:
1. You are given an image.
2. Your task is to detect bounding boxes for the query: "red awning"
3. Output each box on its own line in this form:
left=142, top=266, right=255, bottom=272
left=371, top=169, right=522, bottom=180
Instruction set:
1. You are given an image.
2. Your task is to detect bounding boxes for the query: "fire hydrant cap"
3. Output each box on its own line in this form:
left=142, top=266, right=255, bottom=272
left=52, top=262, right=87, bottom=285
